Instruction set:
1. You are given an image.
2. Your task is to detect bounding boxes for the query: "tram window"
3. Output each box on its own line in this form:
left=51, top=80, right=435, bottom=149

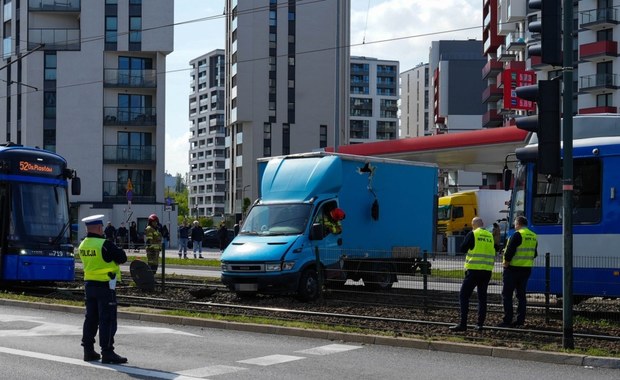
left=532, top=159, right=601, bottom=225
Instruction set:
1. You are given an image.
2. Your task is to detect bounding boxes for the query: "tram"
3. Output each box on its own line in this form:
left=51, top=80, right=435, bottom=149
left=506, top=115, right=620, bottom=297
left=0, top=143, right=80, bottom=282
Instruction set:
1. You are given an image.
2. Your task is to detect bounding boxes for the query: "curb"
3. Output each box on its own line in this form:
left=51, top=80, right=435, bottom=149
left=1, top=299, right=618, bottom=370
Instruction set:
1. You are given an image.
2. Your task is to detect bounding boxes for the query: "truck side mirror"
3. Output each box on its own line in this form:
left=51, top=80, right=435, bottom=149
left=502, top=168, right=512, bottom=191
left=309, top=223, right=324, bottom=241
left=71, top=177, right=81, bottom=196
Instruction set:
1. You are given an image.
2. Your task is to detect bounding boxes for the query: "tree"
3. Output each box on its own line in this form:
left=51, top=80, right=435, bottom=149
left=242, top=197, right=251, bottom=216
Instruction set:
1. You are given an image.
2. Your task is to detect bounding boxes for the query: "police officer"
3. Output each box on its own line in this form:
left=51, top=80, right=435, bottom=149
left=449, top=217, right=495, bottom=332
left=499, top=215, right=538, bottom=327
left=79, top=214, right=128, bottom=364
left=145, top=214, right=162, bottom=272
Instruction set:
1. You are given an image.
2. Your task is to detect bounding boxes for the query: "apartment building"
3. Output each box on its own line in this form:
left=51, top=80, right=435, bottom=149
left=0, top=0, right=175, bottom=240
left=399, top=63, right=430, bottom=138
left=483, top=0, right=620, bottom=127
left=349, top=56, right=399, bottom=143
left=188, top=50, right=226, bottom=219
left=224, top=0, right=350, bottom=218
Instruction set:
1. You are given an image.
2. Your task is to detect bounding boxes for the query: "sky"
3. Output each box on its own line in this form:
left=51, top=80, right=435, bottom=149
left=164, top=0, right=482, bottom=176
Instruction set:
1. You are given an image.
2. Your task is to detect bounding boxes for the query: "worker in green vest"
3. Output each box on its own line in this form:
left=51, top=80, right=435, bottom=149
left=498, top=215, right=538, bottom=328
left=449, top=217, right=495, bottom=332
left=79, top=214, right=128, bottom=364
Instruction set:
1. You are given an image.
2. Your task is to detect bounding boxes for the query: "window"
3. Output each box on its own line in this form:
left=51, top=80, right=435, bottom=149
left=282, top=123, right=290, bottom=155
left=263, top=123, right=271, bottom=157
left=105, top=16, right=118, bottom=43
left=118, top=94, right=152, bottom=122
left=44, top=52, right=56, bottom=81
left=129, top=17, right=142, bottom=43
left=118, top=132, right=152, bottom=161
left=320, top=125, right=327, bottom=148
left=596, top=93, right=612, bottom=107
left=532, top=159, right=601, bottom=224
left=117, top=169, right=152, bottom=197
left=118, top=56, right=152, bottom=85
left=44, top=92, right=56, bottom=119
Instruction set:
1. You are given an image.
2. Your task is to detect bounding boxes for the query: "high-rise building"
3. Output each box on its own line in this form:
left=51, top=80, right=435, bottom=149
left=224, top=0, right=350, bottom=218
left=188, top=50, right=226, bottom=219
left=349, top=56, right=399, bottom=143
left=399, top=63, right=430, bottom=138
left=0, top=0, right=175, bottom=240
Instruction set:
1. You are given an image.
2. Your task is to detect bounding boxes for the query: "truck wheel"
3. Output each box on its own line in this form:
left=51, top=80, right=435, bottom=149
left=366, top=263, right=394, bottom=290
left=297, top=268, right=319, bottom=301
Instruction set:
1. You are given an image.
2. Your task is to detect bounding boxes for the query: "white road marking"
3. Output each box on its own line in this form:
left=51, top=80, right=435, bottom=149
left=0, top=314, right=199, bottom=337
left=178, top=364, right=247, bottom=377
left=238, top=354, right=305, bottom=366
left=0, top=346, right=205, bottom=380
left=296, top=343, right=363, bottom=355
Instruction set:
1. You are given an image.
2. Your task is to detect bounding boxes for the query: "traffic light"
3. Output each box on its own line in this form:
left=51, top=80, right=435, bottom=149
left=528, top=0, right=562, bottom=66
left=515, top=80, right=561, bottom=176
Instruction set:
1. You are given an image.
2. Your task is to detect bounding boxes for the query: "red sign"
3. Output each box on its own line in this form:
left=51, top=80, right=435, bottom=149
left=503, top=69, right=536, bottom=111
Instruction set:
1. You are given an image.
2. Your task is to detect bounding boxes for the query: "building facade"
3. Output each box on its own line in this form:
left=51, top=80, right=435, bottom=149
left=399, top=63, right=430, bottom=138
left=0, top=0, right=176, bottom=242
left=188, top=50, right=226, bottom=218
left=224, top=0, right=350, bottom=218
left=349, top=56, right=399, bottom=143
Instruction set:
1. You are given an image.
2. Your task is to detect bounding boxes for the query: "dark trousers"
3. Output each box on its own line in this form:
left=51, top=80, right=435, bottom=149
left=82, top=282, right=118, bottom=353
left=459, top=269, right=492, bottom=326
left=501, top=267, right=532, bottom=324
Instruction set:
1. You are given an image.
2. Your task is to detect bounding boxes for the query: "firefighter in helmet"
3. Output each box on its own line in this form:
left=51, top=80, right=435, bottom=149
left=322, top=203, right=345, bottom=236
left=144, top=214, right=162, bottom=273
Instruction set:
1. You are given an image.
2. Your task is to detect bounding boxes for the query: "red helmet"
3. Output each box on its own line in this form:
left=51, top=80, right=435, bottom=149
left=330, top=208, right=345, bottom=221
left=148, top=214, right=159, bottom=224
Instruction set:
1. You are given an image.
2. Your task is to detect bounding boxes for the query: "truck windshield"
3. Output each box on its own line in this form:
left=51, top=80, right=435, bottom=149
left=9, top=183, right=70, bottom=244
left=437, top=205, right=451, bottom=221
left=241, top=204, right=312, bottom=236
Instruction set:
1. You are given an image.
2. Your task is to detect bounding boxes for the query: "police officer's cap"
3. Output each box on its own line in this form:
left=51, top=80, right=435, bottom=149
left=82, top=214, right=105, bottom=226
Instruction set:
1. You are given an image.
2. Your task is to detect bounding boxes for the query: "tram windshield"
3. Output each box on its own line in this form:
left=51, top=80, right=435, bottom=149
left=9, top=183, right=70, bottom=244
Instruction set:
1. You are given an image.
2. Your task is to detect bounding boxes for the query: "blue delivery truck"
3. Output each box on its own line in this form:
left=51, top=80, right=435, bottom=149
left=221, top=152, right=438, bottom=300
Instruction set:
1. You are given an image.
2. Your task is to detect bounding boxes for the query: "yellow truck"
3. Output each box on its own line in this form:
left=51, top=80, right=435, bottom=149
left=437, top=190, right=509, bottom=251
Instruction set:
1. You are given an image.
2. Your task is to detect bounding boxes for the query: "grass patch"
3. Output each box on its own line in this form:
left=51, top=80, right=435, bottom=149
left=431, top=268, right=502, bottom=281
left=0, top=291, right=82, bottom=307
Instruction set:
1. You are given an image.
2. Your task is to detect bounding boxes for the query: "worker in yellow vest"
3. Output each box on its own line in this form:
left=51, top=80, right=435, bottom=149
left=498, top=215, right=538, bottom=328
left=79, top=214, right=128, bottom=364
left=449, top=217, right=495, bottom=332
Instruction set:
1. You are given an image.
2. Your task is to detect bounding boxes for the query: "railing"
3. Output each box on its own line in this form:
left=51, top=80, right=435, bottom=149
left=29, top=0, right=81, bottom=11
left=103, top=107, right=157, bottom=126
left=579, top=73, right=619, bottom=90
left=580, top=7, right=619, bottom=25
left=28, top=28, right=80, bottom=50
left=103, top=145, right=156, bottom=163
left=103, top=69, right=157, bottom=88
left=103, top=181, right=155, bottom=203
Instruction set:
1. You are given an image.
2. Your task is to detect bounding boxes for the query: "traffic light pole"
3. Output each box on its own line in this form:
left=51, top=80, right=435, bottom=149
left=561, top=0, right=574, bottom=350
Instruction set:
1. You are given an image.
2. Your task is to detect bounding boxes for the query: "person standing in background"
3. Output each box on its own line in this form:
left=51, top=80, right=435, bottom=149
left=178, top=221, right=189, bottom=259
left=144, top=214, right=162, bottom=273
left=190, top=221, right=204, bottom=259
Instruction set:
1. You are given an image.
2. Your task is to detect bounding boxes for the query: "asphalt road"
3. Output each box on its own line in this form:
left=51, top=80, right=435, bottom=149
left=1, top=304, right=618, bottom=379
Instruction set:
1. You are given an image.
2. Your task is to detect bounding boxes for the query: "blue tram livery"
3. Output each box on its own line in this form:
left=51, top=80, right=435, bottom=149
left=0, top=143, right=80, bottom=282
left=507, top=115, right=620, bottom=298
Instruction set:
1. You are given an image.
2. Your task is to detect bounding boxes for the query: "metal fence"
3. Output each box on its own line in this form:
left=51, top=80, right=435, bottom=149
left=315, top=248, right=620, bottom=322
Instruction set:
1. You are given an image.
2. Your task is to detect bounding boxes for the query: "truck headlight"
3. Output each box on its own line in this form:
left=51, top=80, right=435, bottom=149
left=265, top=263, right=282, bottom=272
left=220, top=263, right=228, bottom=271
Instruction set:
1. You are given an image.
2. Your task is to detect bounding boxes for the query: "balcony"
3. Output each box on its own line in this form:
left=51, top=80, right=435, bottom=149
left=29, top=0, right=80, bottom=12
left=482, top=59, right=503, bottom=79
left=506, top=32, right=526, bottom=51
left=580, top=7, right=619, bottom=31
left=482, top=109, right=503, bottom=128
left=103, top=107, right=157, bottom=126
left=579, top=40, right=618, bottom=62
left=104, top=69, right=157, bottom=88
left=103, top=145, right=156, bottom=164
left=579, top=73, right=619, bottom=93
left=28, top=28, right=80, bottom=50
left=482, top=84, right=503, bottom=103
left=498, top=44, right=516, bottom=62
left=103, top=181, right=155, bottom=204
left=579, top=106, right=618, bottom=114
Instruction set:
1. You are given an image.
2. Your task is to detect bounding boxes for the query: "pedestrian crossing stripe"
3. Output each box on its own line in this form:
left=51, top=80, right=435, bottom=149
left=296, top=343, right=362, bottom=355
left=237, top=354, right=305, bottom=366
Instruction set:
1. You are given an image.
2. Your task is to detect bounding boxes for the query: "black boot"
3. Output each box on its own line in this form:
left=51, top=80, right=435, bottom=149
left=83, top=349, right=101, bottom=362
left=101, top=351, right=128, bottom=364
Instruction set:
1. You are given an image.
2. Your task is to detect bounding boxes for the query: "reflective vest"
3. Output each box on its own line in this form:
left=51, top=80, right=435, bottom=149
left=324, top=218, right=342, bottom=235
left=145, top=225, right=162, bottom=251
left=79, top=237, right=121, bottom=282
left=505, top=227, right=537, bottom=267
left=464, top=228, right=495, bottom=271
